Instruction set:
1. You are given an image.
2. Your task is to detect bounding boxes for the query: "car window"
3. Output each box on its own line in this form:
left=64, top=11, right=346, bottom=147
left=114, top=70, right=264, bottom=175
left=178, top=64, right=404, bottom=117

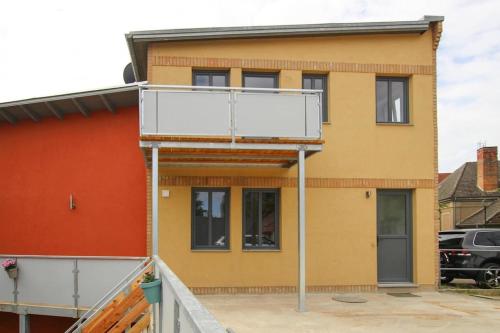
left=439, top=233, right=465, bottom=249
left=474, top=231, right=500, bottom=246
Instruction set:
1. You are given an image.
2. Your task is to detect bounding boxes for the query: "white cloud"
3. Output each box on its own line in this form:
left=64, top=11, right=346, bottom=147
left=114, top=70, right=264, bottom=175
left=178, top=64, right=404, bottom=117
left=0, top=0, right=499, bottom=171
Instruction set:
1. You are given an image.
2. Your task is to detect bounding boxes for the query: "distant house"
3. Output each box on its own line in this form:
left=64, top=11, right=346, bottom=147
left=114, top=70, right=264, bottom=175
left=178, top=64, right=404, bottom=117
left=439, top=146, right=500, bottom=230
left=438, top=173, right=451, bottom=183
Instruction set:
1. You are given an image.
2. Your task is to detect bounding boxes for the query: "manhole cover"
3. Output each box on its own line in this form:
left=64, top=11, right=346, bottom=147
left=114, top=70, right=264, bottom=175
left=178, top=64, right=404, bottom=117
left=332, top=295, right=367, bottom=303
left=387, top=292, right=419, bottom=297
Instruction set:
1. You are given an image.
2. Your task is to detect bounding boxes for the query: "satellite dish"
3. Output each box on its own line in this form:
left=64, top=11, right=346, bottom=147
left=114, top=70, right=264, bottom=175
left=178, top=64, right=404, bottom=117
left=123, top=63, right=136, bottom=84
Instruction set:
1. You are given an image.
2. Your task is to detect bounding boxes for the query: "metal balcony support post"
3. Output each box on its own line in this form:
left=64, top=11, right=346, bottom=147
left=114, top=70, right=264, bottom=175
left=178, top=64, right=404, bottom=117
left=152, top=145, right=159, bottom=256
left=19, top=314, right=30, bottom=333
left=152, top=145, right=160, bottom=332
left=73, top=259, right=80, bottom=317
left=297, top=148, right=306, bottom=312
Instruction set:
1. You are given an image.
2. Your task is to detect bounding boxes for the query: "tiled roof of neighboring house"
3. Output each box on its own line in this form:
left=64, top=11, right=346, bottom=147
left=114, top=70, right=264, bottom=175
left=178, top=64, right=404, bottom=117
left=439, top=162, right=500, bottom=201
left=438, top=173, right=451, bottom=183
left=459, top=198, right=500, bottom=227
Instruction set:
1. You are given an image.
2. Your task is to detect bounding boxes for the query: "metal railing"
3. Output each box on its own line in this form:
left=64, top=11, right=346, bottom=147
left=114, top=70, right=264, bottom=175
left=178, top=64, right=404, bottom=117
left=139, top=84, right=323, bottom=142
left=153, top=255, right=228, bottom=333
left=65, top=258, right=152, bottom=333
left=0, top=255, right=146, bottom=317
left=64, top=255, right=229, bottom=333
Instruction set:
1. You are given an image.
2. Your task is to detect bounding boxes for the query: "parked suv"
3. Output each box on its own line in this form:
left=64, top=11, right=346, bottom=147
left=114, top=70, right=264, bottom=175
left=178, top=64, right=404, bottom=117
left=439, top=229, right=500, bottom=288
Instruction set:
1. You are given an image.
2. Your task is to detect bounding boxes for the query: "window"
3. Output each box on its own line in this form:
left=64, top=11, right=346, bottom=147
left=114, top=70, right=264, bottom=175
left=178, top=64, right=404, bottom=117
left=474, top=231, right=500, bottom=246
left=193, top=70, right=229, bottom=87
left=242, top=72, right=278, bottom=91
left=243, top=189, right=279, bottom=249
left=303, top=74, right=328, bottom=122
left=376, top=77, right=409, bottom=123
left=191, top=188, right=229, bottom=249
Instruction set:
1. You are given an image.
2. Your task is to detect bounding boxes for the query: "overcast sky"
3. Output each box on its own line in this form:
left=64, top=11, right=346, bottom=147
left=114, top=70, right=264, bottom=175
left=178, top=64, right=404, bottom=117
left=1, top=0, right=499, bottom=172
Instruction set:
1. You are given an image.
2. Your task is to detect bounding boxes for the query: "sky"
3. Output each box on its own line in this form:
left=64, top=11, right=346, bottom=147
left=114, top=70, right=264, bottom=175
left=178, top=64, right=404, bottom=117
left=0, top=0, right=499, bottom=172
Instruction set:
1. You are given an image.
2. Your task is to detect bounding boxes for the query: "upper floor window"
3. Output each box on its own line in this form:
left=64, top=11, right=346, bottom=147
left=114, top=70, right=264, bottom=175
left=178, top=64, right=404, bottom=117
left=193, top=70, right=229, bottom=87
left=303, top=74, right=328, bottom=123
left=376, top=77, right=409, bottom=124
left=243, top=72, right=278, bottom=91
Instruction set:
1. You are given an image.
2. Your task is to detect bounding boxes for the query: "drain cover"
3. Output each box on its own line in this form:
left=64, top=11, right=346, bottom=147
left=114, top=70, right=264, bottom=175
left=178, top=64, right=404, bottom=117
left=387, top=292, right=419, bottom=297
left=332, top=295, right=367, bottom=303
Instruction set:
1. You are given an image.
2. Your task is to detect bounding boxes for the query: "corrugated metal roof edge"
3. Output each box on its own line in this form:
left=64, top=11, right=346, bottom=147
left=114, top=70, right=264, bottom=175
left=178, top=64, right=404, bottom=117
left=0, top=83, right=141, bottom=108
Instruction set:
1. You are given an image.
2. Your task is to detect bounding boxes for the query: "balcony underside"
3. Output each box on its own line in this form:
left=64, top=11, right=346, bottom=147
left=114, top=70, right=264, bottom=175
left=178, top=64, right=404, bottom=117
left=140, top=135, right=323, bottom=168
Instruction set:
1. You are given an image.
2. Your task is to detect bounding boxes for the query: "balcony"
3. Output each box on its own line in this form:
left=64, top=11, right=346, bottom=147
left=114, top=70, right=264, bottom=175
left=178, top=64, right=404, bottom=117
left=139, top=85, right=323, bottom=313
left=139, top=85, right=324, bottom=168
left=0, top=255, right=146, bottom=317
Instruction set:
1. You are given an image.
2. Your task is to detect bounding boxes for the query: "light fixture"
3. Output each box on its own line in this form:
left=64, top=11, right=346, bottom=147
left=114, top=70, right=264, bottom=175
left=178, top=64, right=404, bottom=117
left=69, top=194, right=76, bottom=210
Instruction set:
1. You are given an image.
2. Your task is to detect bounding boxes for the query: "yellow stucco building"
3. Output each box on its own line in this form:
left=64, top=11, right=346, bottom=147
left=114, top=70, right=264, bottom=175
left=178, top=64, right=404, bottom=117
left=127, top=15, right=444, bottom=294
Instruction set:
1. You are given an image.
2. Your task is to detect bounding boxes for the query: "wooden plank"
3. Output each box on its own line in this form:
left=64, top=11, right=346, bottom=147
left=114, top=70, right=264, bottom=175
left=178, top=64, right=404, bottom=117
left=141, top=135, right=232, bottom=143
left=108, top=298, right=149, bottom=333
left=128, top=313, right=151, bottom=333
left=154, top=148, right=298, bottom=157
left=235, top=138, right=324, bottom=144
left=84, top=286, right=144, bottom=333
left=141, top=135, right=324, bottom=145
left=83, top=265, right=151, bottom=333
left=158, top=157, right=290, bottom=164
left=82, top=293, right=125, bottom=333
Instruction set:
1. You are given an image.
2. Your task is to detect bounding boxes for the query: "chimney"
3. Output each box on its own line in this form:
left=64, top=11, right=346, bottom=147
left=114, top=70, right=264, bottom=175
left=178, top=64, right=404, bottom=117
left=477, top=146, right=498, bottom=192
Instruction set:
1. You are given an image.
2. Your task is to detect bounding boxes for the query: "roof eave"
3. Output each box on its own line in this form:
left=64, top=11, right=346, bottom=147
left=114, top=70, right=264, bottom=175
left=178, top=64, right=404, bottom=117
left=126, top=16, right=444, bottom=81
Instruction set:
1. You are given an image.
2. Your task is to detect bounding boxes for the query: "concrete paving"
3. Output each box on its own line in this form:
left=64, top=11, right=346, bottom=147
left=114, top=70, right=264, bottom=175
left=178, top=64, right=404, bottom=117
left=199, top=292, right=500, bottom=332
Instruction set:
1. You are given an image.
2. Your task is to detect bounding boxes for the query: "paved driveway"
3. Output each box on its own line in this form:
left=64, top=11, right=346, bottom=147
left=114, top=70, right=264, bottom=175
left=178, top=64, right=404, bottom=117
left=199, top=292, right=500, bottom=332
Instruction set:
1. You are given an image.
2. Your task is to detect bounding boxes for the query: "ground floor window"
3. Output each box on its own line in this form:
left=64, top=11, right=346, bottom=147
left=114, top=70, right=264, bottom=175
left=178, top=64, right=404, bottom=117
left=191, top=188, right=229, bottom=249
left=243, top=189, right=280, bottom=249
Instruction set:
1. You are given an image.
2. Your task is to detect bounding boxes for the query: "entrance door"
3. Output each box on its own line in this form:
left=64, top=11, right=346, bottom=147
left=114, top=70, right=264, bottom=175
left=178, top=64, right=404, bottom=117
left=377, top=190, right=412, bottom=283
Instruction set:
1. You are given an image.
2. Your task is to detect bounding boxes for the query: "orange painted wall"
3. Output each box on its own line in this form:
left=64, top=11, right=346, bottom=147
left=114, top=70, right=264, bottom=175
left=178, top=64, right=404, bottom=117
left=0, top=107, right=147, bottom=256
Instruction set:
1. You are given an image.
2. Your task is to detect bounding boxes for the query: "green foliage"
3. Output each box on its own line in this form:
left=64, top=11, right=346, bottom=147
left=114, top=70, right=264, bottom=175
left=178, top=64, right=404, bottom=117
left=142, top=272, right=156, bottom=283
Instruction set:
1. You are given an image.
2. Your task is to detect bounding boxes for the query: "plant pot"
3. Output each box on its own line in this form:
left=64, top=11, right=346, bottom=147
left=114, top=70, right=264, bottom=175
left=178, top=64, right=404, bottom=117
left=140, top=279, right=162, bottom=304
left=6, top=267, right=18, bottom=279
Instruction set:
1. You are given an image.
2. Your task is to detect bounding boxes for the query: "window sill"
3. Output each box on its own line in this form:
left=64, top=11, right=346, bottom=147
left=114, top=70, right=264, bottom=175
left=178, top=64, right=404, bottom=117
left=376, top=122, right=414, bottom=126
left=242, top=248, right=281, bottom=252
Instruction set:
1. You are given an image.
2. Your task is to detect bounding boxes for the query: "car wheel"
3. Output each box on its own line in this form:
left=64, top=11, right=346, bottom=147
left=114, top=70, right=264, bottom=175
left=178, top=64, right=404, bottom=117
left=440, top=273, right=454, bottom=284
left=478, top=263, right=500, bottom=289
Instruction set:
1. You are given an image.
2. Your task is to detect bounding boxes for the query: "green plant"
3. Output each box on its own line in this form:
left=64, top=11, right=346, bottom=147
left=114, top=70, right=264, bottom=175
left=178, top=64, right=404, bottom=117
left=142, top=272, right=156, bottom=283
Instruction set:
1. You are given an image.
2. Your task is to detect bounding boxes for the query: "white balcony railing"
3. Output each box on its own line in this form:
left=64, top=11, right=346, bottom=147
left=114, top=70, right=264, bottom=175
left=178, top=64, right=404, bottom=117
left=140, top=85, right=323, bottom=140
left=0, top=255, right=146, bottom=317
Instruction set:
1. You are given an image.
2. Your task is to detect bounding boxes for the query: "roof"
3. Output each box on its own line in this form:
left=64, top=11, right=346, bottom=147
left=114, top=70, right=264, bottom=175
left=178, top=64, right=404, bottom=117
left=126, top=16, right=444, bottom=81
left=0, top=84, right=139, bottom=124
left=438, top=173, right=451, bottom=183
left=439, top=162, right=500, bottom=201
left=458, top=198, right=500, bottom=227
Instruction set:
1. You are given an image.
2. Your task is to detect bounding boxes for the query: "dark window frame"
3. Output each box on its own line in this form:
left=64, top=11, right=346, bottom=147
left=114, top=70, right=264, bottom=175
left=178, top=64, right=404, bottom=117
left=303, top=74, right=328, bottom=123
left=376, top=76, right=409, bottom=124
left=192, top=70, right=229, bottom=87
left=242, top=188, right=280, bottom=250
left=191, top=187, right=230, bottom=250
left=242, top=72, right=279, bottom=90
left=473, top=231, right=500, bottom=247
